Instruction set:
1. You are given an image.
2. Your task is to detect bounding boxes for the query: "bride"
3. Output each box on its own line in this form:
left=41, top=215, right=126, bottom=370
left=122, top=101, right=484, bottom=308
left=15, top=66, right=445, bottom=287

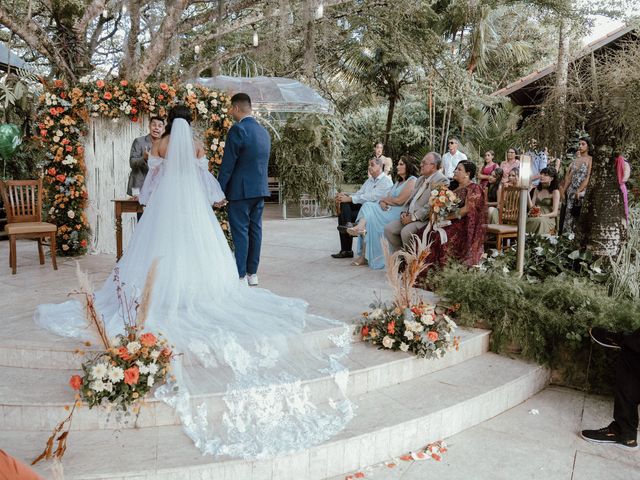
left=35, top=105, right=354, bottom=458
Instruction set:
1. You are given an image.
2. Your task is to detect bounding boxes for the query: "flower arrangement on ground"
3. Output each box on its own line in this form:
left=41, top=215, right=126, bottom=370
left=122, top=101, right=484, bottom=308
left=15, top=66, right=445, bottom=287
left=357, top=228, right=459, bottom=358
left=34, top=260, right=173, bottom=465
left=359, top=301, right=459, bottom=358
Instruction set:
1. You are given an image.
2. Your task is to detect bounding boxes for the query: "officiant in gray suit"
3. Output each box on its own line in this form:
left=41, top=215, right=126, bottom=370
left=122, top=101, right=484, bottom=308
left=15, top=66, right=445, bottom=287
left=127, top=117, right=165, bottom=219
left=384, top=152, right=449, bottom=252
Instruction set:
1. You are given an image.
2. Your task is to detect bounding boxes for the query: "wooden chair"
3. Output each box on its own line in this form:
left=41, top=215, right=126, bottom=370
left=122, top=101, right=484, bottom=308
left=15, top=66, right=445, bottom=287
left=0, top=178, right=58, bottom=274
left=485, top=186, right=520, bottom=252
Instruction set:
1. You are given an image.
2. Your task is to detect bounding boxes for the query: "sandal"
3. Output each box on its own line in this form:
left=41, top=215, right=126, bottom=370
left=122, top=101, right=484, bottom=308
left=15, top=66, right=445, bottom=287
left=347, top=226, right=367, bottom=237
left=351, top=257, right=368, bottom=266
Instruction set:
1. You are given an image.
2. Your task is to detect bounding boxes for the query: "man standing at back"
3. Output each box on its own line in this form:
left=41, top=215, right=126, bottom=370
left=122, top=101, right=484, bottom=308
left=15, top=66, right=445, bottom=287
left=218, top=93, right=270, bottom=286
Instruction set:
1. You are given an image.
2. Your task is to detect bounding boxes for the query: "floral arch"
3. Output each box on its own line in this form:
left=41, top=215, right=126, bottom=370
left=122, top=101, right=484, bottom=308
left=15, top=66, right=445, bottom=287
left=37, top=80, right=232, bottom=256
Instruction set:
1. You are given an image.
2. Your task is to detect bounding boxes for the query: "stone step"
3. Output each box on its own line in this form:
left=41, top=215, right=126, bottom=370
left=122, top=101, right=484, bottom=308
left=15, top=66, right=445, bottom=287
left=5, top=352, right=549, bottom=480
left=0, top=328, right=490, bottom=431
left=0, top=315, right=359, bottom=370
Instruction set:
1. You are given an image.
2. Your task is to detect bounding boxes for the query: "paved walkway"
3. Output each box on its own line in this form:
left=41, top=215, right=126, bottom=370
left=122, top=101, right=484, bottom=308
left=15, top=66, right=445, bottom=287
left=1, top=213, right=637, bottom=479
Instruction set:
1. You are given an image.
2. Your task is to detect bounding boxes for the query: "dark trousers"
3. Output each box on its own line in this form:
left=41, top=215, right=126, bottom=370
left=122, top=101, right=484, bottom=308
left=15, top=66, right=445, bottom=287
left=227, top=197, right=264, bottom=278
left=613, top=342, right=640, bottom=439
left=338, top=202, right=361, bottom=252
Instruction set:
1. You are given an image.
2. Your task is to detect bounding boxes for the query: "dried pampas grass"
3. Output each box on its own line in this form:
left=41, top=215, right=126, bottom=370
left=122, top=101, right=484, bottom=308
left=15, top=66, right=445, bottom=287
left=136, top=258, right=159, bottom=330
left=71, top=262, right=111, bottom=350
left=383, top=228, right=432, bottom=308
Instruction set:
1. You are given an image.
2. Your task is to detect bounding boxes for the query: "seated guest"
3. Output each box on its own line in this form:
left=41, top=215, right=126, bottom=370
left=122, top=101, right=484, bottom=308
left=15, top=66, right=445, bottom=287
left=486, top=167, right=504, bottom=224
left=332, top=157, right=393, bottom=259
left=505, top=167, right=519, bottom=187
left=477, top=150, right=498, bottom=188
left=526, top=167, right=560, bottom=235
left=384, top=152, right=449, bottom=253
left=417, top=160, right=486, bottom=268
left=581, top=326, right=640, bottom=450
left=347, top=155, right=418, bottom=268
left=500, top=147, right=520, bottom=185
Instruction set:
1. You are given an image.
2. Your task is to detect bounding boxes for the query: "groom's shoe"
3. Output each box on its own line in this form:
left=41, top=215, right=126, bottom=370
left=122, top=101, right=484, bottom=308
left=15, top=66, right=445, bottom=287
left=247, top=274, right=259, bottom=287
left=239, top=276, right=248, bottom=287
left=331, top=250, right=354, bottom=259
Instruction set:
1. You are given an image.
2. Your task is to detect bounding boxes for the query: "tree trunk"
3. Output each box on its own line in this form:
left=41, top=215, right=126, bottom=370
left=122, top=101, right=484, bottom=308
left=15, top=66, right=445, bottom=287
left=384, top=95, right=397, bottom=146
left=554, top=18, right=570, bottom=149
left=578, top=147, right=626, bottom=256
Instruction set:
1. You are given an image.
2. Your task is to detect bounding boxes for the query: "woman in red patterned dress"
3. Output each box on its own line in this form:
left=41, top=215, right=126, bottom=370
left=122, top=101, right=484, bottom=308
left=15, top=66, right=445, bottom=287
left=417, top=160, right=487, bottom=268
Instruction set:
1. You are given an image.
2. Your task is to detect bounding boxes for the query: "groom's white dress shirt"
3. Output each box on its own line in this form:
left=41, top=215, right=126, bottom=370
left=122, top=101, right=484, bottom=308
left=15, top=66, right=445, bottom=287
left=351, top=172, right=393, bottom=204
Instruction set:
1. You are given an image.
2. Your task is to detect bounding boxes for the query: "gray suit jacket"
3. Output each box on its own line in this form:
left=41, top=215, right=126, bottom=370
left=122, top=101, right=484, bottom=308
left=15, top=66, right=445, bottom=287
left=127, top=134, right=152, bottom=195
left=406, top=170, right=450, bottom=222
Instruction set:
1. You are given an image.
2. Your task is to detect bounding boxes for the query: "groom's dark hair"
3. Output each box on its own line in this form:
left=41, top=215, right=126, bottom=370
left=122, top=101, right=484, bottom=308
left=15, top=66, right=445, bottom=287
left=231, top=93, right=252, bottom=112
left=163, top=104, right=193, bottom=136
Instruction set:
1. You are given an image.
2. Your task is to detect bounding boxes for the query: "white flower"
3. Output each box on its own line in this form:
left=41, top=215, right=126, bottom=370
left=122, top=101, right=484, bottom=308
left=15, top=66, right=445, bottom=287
left=369, top=308, right=384, bottom=320
left=52, top=136, right=60, bottom=143
left=534, top=246, right=544, bottom=256
left=404, top=330, right=414, bottom=340
left=135, top=360, right=150, bottom=375
left=62, top=155, right=77, bottom=165
left=150, top=350, right=161, bottom=360
left=103, top=381, right=113, bottom=393
left=79, top=75, right=91, bottom=84
left=147, top=362, right=159, bottom=375
left=219, top=141, right=225, bottom=148
left=90, top=380, right=107, bottom=392
left=186, top=83, right=193, bottom=90
left=194, top=45, right=201, bottom=54
left=67, top=210, right=75, bottom=219
left=127, top=341, right=141, bottom=354
left=382, top=336, right=395, bottom=349
left=502, top=266, right=509, bottom=274
left=107, top=366, right=124, bottom=383
left=420, top=314, right=435, bottom=326
left=90, top=363, right=108, bottom=380
left=147, top=376, right=155, bottom=387
left=567, top=233, right=575, bottom=240
left=431, top=189, right=439, bottom=195
left=400, top=342, right=409, bottom=352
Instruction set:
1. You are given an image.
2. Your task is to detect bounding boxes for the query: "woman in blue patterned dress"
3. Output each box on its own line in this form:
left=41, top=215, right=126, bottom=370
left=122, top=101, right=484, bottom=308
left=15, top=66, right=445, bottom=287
left=561, top=137, right=592, bottom=235
left=347, top=155, right=418, bottom=268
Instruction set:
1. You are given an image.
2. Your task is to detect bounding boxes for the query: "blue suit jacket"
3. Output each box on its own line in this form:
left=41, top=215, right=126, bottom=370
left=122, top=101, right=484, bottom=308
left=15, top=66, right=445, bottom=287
left=218, top=117, right=271, bottom=201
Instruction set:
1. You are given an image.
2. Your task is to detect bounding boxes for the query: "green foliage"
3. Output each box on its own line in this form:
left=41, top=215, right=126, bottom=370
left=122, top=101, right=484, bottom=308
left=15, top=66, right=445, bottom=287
left=609, top=208, right=640, bottom=300
left=271, top=114, right=344, bottom=208
left=480, top=233, right=609, bottom=284
left=341, top=100, right=429, bottom=183
left=2, top=137, right=47, bottom=180
left=436, top=265, right=640, bottom=393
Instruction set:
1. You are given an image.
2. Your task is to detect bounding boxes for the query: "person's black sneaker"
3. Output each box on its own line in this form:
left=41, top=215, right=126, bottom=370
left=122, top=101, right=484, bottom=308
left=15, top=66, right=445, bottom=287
left=581, top=424, right=638, bottom=450
left=331, top=250, right=354, bottom=259
left=589, top=327, right=623, bottom=350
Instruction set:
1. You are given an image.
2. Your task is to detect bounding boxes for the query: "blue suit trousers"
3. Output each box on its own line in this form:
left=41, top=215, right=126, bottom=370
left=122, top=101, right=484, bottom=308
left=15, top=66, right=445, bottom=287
left=227, top=198, right=264, bottom=278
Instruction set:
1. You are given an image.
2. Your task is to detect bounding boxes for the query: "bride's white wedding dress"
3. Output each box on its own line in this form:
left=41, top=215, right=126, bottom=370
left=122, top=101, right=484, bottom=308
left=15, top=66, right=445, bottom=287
left=35, top=119, right=354, bottom=458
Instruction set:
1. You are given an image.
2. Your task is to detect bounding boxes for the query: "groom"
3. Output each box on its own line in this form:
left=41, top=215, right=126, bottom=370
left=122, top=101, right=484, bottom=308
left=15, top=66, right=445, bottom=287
left=218, top=93, right=270, bottom=286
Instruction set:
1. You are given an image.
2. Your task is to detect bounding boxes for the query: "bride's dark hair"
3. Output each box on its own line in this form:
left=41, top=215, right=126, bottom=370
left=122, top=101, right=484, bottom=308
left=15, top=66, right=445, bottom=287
left=163, top=104, right=193, bottom=136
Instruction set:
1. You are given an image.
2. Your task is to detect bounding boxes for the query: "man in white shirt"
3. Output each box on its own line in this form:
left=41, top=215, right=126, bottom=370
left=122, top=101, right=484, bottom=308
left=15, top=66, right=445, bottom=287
left=442, top=137, right=467, bottom=180
left=384, top=152, right=449, bottom=252
left=332, top=157, right=393, bottom=258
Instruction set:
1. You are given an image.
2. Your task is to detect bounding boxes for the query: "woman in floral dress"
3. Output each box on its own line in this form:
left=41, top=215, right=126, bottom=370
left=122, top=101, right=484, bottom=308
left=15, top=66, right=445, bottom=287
left=500, top=147, right=520, bottom=185
left=561, top=137, right=592, bottom=235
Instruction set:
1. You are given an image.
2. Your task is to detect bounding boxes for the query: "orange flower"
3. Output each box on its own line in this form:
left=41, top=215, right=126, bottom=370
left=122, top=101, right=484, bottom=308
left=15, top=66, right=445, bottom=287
left=59, top=92, right=67, bottom=99
left=120, top=80, right=128, bottom=87
left=69, top=375, right=82, bottom=390
left=96, top=80, right=105, bottom=88
left=56, top=106, right=64, bottom=114
left=55, top=174, right=66, bottom=182
left=159, top=83, right=169, bottom=91
left=61, top=138, right=70, bottom=145
left=157, top=94, right=165, bottom=101
left=140, top=333, right=157, bottom=347
left=131, top=98, right=137, bottom=105
left=410, top=306, right=423, bottom=315
left=80, top=239, right=87, bottom=248
left=124, top=366, right=139, bottom=385
left=130, top=107, right=137, bottom=115
left=54, top=79, right=64, bottom=88
left=427, top=331, right=439, bottom=342
left=47, top=167, right=56, bottom=176
left=161, top=347, right=172, bottom=358
left=131, top=116, right=138, bottom=122
left=103, top=92, right=113, bottom=100
left=49, top=107, right=58, bottom=116
left=387, top=321, right=395, bottom=335
left=117, top=346, right=131, bottom=360
left=65, top=146, right=73, bottom=152
left=361, top=325, right=369, bottom=338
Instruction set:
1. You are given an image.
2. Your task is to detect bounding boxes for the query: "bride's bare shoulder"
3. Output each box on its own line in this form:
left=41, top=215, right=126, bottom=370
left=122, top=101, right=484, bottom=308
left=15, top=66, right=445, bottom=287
left=152, top=136, right=170, bottom=158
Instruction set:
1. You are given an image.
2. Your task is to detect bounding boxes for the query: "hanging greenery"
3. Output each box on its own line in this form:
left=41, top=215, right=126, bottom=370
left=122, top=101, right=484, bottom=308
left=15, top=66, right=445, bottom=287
left=272, top=114, right=344, bottom=209
left=37, top=80, right=232, bottom=255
